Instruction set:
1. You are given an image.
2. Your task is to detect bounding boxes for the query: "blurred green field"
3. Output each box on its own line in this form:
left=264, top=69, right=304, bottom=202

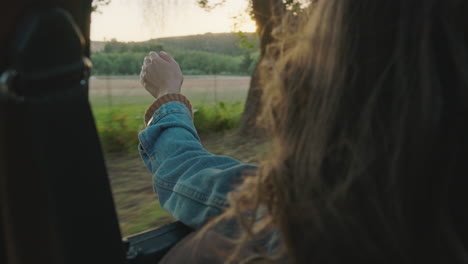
left=90, top=75, right=250, bottom=153
left=89, top=75, right=250, bottom=107
left=89, top=75, right=255, bottom=236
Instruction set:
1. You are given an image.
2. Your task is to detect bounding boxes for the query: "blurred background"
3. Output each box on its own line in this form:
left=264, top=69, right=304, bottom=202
left=90, top=0, right=307, bottom=237
left=89, top=0, right=266, bottom=237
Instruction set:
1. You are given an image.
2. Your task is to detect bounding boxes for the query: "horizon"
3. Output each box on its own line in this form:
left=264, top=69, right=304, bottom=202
left=91, top=0, right=256, bottom=42
left=90, top=31, right=256, bottom=43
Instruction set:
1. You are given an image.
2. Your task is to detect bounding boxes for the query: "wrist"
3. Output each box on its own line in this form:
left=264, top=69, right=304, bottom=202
left=166, top=79, right=183, bottom=94
left=144, top=93, right=193, bottom=126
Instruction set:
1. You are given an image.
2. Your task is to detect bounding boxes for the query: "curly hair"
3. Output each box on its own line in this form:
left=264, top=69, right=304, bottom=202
left=205, top=0, right=468, bottom=263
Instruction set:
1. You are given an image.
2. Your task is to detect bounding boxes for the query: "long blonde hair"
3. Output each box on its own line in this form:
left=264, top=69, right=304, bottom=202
left=208, top=0, right=468, bottom=263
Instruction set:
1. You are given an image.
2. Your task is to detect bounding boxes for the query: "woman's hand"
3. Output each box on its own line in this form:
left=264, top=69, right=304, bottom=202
left=140, top=51, right=183, bottom=98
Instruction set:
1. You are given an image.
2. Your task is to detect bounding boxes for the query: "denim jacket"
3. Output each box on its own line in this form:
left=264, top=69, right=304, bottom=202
left=138, top=101, right=257, bottom=229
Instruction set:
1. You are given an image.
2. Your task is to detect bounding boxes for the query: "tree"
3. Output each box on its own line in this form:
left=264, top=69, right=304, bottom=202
left=198, top=0, right=307, bottom=135
left=92, top=0, right=111, bottom=12
left=238, top=0, right=286, bottom=135
left=101, top=0, right=307, bottom=134
left=239, top=52, right=253, bottom=74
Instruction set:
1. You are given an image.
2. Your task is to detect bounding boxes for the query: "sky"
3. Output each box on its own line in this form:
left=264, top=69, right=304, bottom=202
left=91, top=0, right=256, bottom=42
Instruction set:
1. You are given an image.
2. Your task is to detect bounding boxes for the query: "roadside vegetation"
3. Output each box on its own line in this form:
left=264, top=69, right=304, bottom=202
left=93, top=101, right=244, bottom=153
left=92, top=98, right=264, bottom=236
left=89, top=75, right=265, bottom=236
left=92, top=33, right=259, bottom=76
left=89, top=33, right=262, bottom=236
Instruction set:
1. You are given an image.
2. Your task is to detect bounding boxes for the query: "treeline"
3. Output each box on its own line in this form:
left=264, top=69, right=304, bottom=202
left=91, top=33, right=259, bottom=76
left=153, top=33, right=258, bottom=56
left=92, top=50, right=258, bottom=75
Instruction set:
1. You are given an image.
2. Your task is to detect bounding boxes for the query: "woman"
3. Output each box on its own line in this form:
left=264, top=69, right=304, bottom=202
left=138, top=0, right=468, bottom=263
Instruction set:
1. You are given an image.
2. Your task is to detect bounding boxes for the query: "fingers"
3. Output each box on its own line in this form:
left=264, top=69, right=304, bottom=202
left=159, top=51, right=174, bottom=63
left=141, top=55, right=153, bottom=86
left=141, top=65, right=158, bottom=88
left=140, top=72, right=146, bottom=87
left=141, top=54, right=159, bottom=90
left=150, top=53, right=167, bottom=65
left=144, top=56, right=152, bottom=65
left=149, top=51, right=159, bottom=59
left=140, top=51, right=179, bottom=92
left=149, top=51, right=163, bottom=62
left=145, top=51, right=176, bottom=68
left=149, top=50, right=175, bottom=64
left=140, top=60, right=149, bottom=88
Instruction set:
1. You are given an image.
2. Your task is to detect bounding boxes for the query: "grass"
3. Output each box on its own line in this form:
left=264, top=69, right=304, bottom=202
left=93, top=105, right=146, bottom=153
left=89, top=75, right=250, bottom=108
left=193, top=102, right=244, bottom=133
left=92, top=100, right=246, bottom=153
left=105, top=131, right=268, bottom=237
left=97, top=107, right=267, bottom=237
left=105, top=153, right=173, bottom=236
left=89, top=76, right=258, bottom=236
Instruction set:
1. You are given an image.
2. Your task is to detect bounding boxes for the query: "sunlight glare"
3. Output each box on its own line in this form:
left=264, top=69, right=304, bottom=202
left=91, top=0, right=256, bottom=42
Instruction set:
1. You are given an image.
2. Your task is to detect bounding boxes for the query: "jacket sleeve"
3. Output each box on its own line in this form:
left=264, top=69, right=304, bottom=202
left=138, top=101, right=257, bottom=229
